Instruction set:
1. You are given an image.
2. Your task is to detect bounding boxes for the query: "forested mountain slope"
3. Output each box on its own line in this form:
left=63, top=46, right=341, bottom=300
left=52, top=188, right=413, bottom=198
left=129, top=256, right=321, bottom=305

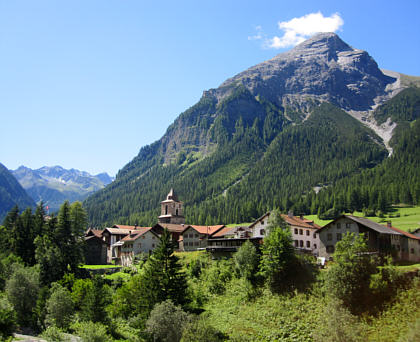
left=0, top=162, right=35, bottom=221
left=84, top=33, right=419, bottom=227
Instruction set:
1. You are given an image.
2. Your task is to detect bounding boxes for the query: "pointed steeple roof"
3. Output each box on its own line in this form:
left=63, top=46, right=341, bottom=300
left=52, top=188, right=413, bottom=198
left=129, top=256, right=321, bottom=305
left=166, top=188, right=179, bottom=202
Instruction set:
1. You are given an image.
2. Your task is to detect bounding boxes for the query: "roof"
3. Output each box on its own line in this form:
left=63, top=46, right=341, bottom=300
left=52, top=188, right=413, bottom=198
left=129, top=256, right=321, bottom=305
left=112, top=224, right=150, bottom=230
left=154, top=223, right=187, bottom=233
left=85, top=228, right=104, bottom=238
left=85, top=235, right=107, bottom=244
left=318, top=215, right=403, bottom=235
left=161, top=188, right=181, bottom=203
left=248, top=211, right=319, bottom=229
left=121, top=227, right=157, bottom=242
left=103, top=228, right=133, bottom=235
left=211, top=226, right=236, bottom=238
left=282, top=215, right=320, bottom=229
left=386, top=224, right=420, bottom=240
left=248, top=212, right=270, bottom=228
left=187, top=225, right=225, bottom=236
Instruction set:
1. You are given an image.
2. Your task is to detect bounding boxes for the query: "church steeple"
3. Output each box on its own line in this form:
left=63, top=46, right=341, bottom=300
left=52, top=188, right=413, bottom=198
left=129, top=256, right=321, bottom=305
left=158, top=189, right=185, bottom=224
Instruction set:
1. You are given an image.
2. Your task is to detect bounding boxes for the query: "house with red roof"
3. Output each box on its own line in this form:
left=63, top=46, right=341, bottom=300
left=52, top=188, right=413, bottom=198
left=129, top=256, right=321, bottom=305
left=249, top=211, right=321, bottom=255
left=179, top=225, right=225, bottom=251
left=117, top=228, right=160, bottom=266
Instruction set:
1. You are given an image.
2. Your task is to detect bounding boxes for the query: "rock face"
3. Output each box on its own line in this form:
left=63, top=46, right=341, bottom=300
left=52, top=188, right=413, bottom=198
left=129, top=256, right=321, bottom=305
left=12, top=166, right=113, bottom=212
left=214, top=32, right=395, bottom=112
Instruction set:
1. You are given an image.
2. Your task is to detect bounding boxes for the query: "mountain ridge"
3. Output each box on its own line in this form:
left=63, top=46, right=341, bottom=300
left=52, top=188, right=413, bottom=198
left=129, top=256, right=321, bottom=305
left=12, top=165, right=113, bottom=212
left=84, top=32, right=420, bottom=227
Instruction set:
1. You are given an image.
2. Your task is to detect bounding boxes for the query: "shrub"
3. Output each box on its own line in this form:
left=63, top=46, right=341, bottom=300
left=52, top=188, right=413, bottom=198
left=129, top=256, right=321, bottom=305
left=181, top=316, right=225, bottom=342
left=0, top=296, right=16, bottom=340
left=5, top=264, right=39, bottom=327
left=313, top=300, right=366, bottom=342
left=145, top=300, right=191, bottom=342
left=71, top=321, right=110, bottom=342
left=41, top=326, right=70, bottom=342
left=45, top=283, right=74, bottom=329
left=233, top=240, right=259, bottom=281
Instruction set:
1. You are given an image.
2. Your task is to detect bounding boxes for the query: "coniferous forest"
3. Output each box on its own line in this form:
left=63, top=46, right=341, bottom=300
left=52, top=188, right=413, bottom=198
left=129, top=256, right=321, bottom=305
left=84, top=87, right=420, bottom=227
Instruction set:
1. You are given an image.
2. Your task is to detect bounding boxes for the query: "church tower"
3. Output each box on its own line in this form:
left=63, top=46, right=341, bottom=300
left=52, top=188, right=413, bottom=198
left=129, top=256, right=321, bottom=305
left=158, top=189, right=185, bottom=224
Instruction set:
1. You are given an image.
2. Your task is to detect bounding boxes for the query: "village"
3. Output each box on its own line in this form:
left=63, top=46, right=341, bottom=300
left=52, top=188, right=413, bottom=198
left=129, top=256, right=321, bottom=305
left=85, top=189, right=420, bottom=266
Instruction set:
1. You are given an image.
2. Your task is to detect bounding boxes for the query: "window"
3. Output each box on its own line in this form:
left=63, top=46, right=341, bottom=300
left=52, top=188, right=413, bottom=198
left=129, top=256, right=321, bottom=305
left=294, top=228, right=298, bottom=234
left=300, top=240, right=303, bottom=247
left=313, top=233, right=317, bottom=238
left=306, top=230, right=310, bottom=236
left=261, top=221, right=265, bottom=225
left=152, top=236, right=155, bottom=240
left=397, top=245, right=400, bottom=251
left=299, top=229, right=303, bottom=235
left=327, top=233, right=333, bottom=241
left=337, top=233, right=342, bottom=241
left=195, top=234, right=199, bottom=238
left=294, top=240, right=298, bottom=247
left=326, top=245, right=335, bottom=253
left=337, top=223, right=341, bottom=229
left=306, top=241, right=310, bottom=248
left=195, top=241, right=199, bottom=246
left=314, top=244, right=317, bottom=249
left=410, top=248, right=415, bottom=254
left=260, top=229, right=265, bottom=235
left=176, top=209, right=179, bottom=216
left=165, top=205, right=168, bottom=215
left=152, top=244, right=155, bottom=248
left=346, top=223, right=351, bottom=228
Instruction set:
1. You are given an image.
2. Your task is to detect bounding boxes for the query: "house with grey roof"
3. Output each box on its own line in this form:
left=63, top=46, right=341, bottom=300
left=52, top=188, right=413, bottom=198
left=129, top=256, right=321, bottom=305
left=318, top=215, right=420, bottom=262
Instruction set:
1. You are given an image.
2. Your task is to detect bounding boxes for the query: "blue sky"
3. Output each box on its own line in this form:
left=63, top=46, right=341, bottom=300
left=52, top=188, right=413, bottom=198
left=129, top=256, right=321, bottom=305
left=1, top=1, right=419, bottom=176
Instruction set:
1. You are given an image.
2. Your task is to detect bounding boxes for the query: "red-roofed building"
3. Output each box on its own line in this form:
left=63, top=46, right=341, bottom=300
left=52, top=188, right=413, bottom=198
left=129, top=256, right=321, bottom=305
left=117, top=228, right=160, bottom=266
left=385, top=222, right=420, bottom=262
left=249, top=211, right=321, bottom=255
left=179, top=225, right=225, bottom=251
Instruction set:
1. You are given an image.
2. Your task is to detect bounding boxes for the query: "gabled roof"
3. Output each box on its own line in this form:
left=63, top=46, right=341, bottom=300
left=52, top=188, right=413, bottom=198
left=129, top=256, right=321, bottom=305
left=113, top=224, right=150, bottom=230
left=318, top=215, right=402, bottom=235
left=103, top=228, right=133, bottom=235
left=386, top=224, right=420, bottom=240
left=85, top=228, right=104, bottom=238
left=248, top=212, right=270, bottom=228
left=154, top=223, right=187, bottom=233
left=121, top=227, right=157, bottom=242
left=187, top=225, right=225, bottom=236
left=248, top=212, right=319, bottom=229
left=211, top=226, right=236, bottom=238
left=282, top=215, right=320, bottom=229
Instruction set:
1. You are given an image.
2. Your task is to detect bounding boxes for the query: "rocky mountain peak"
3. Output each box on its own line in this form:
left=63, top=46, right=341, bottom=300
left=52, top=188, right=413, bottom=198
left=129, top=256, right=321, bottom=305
left=216, top=33, right=396, bottom=112
left=286, top=32, right=353, bottom=59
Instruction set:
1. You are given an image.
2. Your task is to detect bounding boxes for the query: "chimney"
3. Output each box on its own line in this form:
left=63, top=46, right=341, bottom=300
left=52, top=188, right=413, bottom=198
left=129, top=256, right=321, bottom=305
left=387, top=221, right=392, bottom=228
left=300, top=214, right=304, bottom=220
left=288, top=210, right=294, bottom=218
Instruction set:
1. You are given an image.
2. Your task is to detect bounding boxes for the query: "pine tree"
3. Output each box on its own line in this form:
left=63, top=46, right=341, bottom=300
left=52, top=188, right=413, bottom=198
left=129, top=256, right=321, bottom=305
left=137, top=229, right=188, bottom=314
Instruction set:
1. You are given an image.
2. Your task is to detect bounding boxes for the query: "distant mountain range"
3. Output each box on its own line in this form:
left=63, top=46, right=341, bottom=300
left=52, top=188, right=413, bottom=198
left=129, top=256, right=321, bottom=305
left=12, top=165, right=113, bottom=212
left=77, top=32, right=418, bottom=226
left=0, top=162, right=35, bottom=222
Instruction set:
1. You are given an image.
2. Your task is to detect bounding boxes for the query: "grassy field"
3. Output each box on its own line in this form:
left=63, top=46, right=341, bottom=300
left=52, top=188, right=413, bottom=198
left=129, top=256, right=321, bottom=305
left=80, top=264, right=122, bottom=269
left=305, top=205, right=420, bottom=232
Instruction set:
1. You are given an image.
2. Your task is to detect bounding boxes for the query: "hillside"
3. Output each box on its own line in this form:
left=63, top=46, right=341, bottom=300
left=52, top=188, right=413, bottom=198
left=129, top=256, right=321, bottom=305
left=12, top=165, right=113, bottom=212
left=84, top=33, right=420, bottom=227
left=0, top=162, right=35, bottom=222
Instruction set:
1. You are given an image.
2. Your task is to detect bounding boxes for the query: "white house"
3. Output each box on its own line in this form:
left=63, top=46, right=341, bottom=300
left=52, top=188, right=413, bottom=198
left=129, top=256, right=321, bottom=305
left=118, top=228, right=160, bottom=266
left=249, top=212, right=321, bottom=255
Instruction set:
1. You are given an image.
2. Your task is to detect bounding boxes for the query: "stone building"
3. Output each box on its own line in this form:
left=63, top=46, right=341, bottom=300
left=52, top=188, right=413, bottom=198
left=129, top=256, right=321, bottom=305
left=158, top=188, right=185, bottom=224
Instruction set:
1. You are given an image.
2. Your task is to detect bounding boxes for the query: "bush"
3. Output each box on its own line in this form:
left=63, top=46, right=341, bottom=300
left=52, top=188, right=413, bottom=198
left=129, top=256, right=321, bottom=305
left=46, top=283, right=74, bottom=329
left=41, top=326, right=70, bottom=342
left=233, top=240, right=259, bottom=281
left=313, top=300, right=366, bottom=342
left=181, top=316, right=225, bottom=342
left=202, top=259, right=233, bottom=295
left=0, top=296, right=16, bottom=340
left=5, top=264, right=39, bottom=327
left=145, top=300, right=191, bottom=342
left=71, top=321, right=110, bottom=342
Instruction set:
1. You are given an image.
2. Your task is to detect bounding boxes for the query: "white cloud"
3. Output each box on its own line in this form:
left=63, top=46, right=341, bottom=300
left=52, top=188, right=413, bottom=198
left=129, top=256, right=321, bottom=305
left=248, top=25, right=263, bottom=41
left=259, top=12, right=344, bottom=49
